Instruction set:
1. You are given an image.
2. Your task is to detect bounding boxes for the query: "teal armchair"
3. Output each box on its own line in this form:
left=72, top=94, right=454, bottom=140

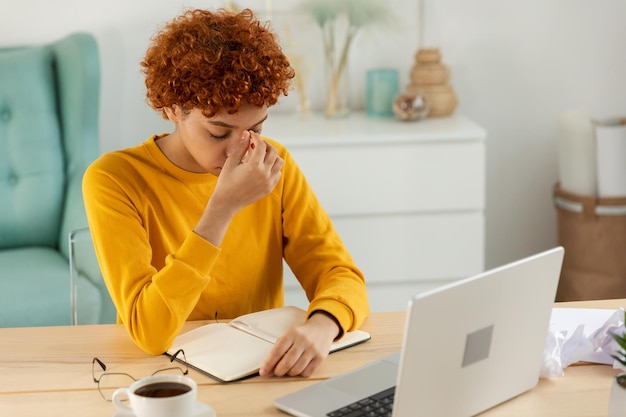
left=69, top=227, right=116, bottom=325
left=0, top=33, right=107, bottom=326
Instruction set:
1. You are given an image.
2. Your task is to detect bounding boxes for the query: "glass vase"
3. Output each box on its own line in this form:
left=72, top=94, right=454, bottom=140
left=324, top=56, right=350, bottom=118
left=321, top=18, right=351, bottom=118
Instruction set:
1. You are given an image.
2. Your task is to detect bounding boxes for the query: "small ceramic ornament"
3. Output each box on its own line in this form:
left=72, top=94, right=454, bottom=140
left=393, top=92, right=429, bottom=121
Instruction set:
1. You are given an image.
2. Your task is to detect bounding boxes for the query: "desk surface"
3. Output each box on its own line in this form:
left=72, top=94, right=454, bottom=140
left=0, top=299, right=624, bottom=417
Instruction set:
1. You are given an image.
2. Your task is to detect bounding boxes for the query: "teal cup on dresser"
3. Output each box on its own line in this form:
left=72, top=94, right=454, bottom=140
left=366, top=68, right=400, bottom=118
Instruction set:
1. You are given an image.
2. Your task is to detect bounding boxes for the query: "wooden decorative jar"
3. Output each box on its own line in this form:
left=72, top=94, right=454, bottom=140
left=405, top=48, right=457, bottom=117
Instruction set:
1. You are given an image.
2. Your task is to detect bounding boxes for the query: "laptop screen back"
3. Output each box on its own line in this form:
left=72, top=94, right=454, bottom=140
left=393, top=247, right=564, bottom=416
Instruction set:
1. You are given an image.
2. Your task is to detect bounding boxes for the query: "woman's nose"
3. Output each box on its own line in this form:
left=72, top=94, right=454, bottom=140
left=225, top=132, right=245, bottom=157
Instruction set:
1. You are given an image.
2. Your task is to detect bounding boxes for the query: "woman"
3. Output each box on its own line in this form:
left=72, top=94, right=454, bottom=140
left=83, top=8, right=369, bottom=378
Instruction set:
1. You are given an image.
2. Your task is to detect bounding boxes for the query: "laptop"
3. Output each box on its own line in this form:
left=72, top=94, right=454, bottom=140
left=275, top=246, right=564, bottom=417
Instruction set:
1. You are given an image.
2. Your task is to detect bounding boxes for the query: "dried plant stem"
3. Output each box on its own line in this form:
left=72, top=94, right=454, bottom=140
left=282, top=26, right=311, bottom=114
left=322, top=22, right=357, bottom=116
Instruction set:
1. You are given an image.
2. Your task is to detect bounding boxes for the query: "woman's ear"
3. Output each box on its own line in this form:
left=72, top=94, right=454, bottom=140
left=163, top=105, right=180, bottom=123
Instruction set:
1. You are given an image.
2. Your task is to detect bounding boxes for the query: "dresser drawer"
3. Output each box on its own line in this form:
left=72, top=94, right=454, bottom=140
left=284, top=280, right=460, bottom=312
left=336, top=211, right=484, bottom=282
left=284, top=211, right=484, bottom=286
left=289, top=140, right=485, bottom=216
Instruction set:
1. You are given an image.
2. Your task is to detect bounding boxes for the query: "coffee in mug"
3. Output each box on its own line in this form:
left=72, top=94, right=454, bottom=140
left=112, top=374, right=197, bottom=417
left=134, top=381, right=192, bottom=398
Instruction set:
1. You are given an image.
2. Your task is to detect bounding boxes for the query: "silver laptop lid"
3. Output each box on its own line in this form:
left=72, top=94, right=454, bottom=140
left=393, top=246, right=564, bottom=416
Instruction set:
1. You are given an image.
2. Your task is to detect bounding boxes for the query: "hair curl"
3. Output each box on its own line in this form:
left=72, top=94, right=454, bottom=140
left=141, top=8, right=295, bottom=118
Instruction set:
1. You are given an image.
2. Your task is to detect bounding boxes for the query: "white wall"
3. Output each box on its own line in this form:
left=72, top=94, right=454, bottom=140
left=3, top=0, right=626, bottom=271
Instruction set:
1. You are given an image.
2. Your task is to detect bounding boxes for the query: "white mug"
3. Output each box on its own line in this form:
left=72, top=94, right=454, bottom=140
left=112, top=374, right=197, bottom=417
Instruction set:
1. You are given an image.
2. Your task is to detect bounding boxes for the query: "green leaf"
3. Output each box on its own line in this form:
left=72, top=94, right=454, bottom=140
left=612, top=353, right=626, bottom=368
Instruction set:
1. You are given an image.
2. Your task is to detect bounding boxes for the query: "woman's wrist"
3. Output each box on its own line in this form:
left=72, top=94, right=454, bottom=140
left=194, top=197, right=237, bottom=247
left=309, top=310, right=341, bottom=341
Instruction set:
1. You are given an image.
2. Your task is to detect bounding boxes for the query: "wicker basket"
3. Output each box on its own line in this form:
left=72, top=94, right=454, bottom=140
left=554, top=183, right=626, bottom=301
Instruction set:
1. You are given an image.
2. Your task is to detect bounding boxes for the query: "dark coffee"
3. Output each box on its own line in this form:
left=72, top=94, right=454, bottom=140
left=134, top=382, right=191, bottom=398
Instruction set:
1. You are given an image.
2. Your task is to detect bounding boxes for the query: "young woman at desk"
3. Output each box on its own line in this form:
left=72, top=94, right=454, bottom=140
left=83, top=8, right=369, bottom=378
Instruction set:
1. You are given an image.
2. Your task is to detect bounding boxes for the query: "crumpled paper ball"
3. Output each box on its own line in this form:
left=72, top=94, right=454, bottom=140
left=541, top=308, right=624, bottom=378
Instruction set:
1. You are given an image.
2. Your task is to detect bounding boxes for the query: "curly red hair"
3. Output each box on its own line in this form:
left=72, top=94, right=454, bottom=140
left=142, top=8, right=294, bottom=118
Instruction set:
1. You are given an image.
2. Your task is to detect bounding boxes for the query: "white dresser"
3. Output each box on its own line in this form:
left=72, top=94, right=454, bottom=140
left=264, top=112, right=487, bottom=312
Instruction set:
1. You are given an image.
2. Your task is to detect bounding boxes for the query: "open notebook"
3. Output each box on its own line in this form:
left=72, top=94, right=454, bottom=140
left=166, top=306, right=370, bottom=382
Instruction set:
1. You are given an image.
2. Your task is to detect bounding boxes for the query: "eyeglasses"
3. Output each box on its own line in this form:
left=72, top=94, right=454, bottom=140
left=92, top=349, right=188, bottom=401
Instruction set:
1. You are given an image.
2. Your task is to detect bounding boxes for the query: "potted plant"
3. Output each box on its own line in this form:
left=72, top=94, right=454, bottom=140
left=609, top=311, right=626, bottom=417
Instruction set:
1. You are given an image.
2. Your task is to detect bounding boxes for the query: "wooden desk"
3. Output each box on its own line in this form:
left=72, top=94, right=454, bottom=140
left=0, top=301, right=623, bottom=417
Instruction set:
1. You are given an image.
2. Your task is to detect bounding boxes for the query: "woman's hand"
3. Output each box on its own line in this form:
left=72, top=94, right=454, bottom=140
left=213, top=130, right=283, bottom=213
left=194, top=130, right=283, bottom=247
left=259, top=312, right=340, bottom=378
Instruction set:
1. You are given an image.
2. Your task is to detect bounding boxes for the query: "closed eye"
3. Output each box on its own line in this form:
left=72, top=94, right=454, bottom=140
left=207, top=127, right=262, bottom=141
left=208, top=131, right=229, bottom=141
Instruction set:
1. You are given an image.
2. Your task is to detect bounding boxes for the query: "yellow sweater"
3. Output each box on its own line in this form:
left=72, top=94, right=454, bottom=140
left=83, top=135, right=369, bottom=354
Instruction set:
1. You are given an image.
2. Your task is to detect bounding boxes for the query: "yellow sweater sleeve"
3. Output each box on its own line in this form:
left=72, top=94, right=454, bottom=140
left=83, top=149, right=221, bottom=354
left=280, top=150, right=370, bottom=335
